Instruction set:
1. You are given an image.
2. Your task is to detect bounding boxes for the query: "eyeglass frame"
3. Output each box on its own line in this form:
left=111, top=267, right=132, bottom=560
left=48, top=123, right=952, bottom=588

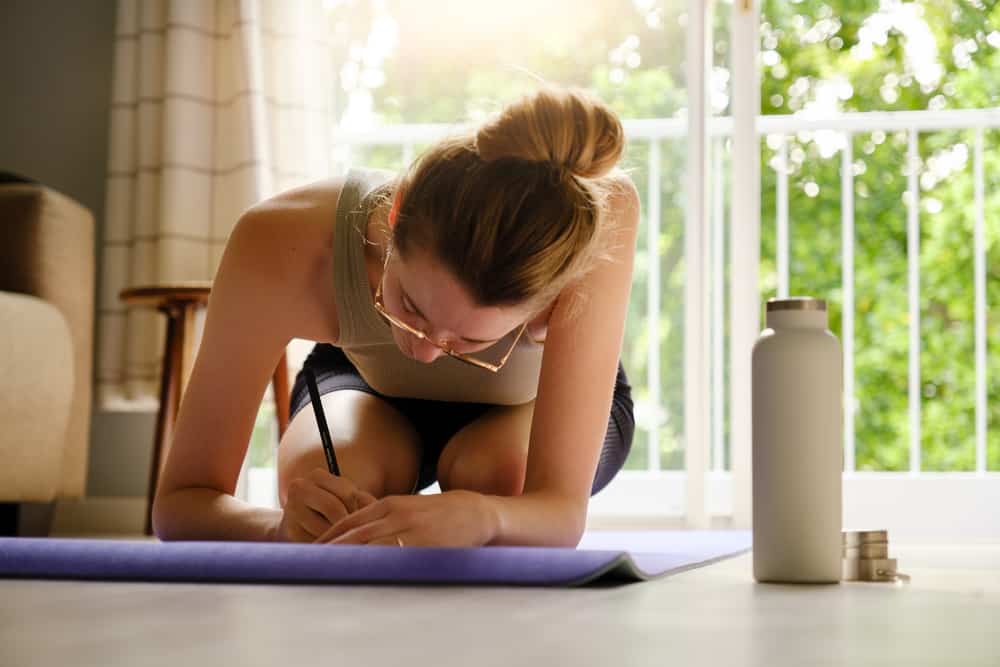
left=372, top=248, right=527, bottom=373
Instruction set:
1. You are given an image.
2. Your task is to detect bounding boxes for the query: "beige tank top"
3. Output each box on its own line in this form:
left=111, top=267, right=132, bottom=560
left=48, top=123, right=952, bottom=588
left=331, top=166, right=544, bottom=405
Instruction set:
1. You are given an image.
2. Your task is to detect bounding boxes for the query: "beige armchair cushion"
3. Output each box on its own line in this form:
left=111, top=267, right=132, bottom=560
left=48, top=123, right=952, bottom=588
left=0, top=292, right=75, bottom=501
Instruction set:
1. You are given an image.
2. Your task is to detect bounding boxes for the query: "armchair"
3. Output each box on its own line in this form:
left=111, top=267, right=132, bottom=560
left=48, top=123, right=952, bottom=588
left=0, top=174, right=94, bottom=535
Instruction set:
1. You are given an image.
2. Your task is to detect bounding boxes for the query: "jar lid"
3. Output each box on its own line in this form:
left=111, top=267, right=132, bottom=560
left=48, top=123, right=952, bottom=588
left=766, top=297, right=826, bottom=312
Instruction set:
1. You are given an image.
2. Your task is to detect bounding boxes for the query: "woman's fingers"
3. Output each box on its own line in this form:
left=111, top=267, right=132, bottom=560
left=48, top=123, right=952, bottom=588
left=308, top=468, right=378, bottom=512
left=301, top=482, right=351, bottom=525
left=289, top=518, right=322, bottom=543
left=328, top=518, right=393, bottom=545
left=299, top=472, right=380, bottom=538
left=280, top=470, right=384, bottom=544
left=316, top=499, right=392, bottom=543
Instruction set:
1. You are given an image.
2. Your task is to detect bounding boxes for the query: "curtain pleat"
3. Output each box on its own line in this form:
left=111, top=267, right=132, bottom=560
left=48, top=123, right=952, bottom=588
left=97, top=0, right=334, bottom=409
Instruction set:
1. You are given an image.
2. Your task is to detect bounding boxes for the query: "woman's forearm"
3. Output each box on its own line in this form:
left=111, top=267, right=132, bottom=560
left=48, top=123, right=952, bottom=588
left=482, top=492, right=586, bottom=547
left=152, top=487, right=283, bottom=542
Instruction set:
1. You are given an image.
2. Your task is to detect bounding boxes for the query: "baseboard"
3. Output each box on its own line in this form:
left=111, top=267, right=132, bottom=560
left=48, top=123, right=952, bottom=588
left=50, top=496, right=147, bottom=536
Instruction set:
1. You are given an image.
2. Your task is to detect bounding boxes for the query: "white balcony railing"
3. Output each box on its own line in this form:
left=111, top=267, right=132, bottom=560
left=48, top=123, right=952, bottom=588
left=324, top=108, right=1000, bottom=540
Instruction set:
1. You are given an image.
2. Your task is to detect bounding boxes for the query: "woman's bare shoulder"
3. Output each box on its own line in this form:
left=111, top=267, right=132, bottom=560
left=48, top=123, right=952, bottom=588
left=242, top=176, right=346, bottom=231
left=229, top=176, right=351, bottom=343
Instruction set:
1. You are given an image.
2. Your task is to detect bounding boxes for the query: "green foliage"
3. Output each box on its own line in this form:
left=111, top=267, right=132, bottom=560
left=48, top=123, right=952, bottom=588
left=761, top=0, right=1000, bottom=471
left=248, top=403, right=276, bottom=469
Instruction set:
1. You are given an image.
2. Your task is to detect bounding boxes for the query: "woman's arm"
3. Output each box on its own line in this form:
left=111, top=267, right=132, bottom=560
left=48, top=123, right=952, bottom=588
left=152, top=200, right=323, bottom=541
left=486, top=175, right=641, bottom=547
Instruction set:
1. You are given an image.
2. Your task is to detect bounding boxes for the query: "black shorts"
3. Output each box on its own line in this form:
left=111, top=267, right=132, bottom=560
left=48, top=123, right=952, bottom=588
left=288, top=343, right=635, bottom=495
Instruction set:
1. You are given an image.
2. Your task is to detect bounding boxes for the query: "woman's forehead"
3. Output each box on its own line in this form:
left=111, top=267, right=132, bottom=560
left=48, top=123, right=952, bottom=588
left=392, top=249, right=527, bottom=339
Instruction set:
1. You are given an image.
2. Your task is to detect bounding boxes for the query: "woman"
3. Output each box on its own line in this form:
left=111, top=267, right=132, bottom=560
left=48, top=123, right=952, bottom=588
left=152, top=85, right=640, bottom=548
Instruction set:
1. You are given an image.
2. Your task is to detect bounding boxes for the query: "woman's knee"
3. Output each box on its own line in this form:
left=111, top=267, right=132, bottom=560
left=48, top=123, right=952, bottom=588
left=277, top=390, right=420, bottom=504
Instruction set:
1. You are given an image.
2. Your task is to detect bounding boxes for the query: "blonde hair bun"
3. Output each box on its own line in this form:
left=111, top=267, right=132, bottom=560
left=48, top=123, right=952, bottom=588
left=475, top=85, right=625, bottom=180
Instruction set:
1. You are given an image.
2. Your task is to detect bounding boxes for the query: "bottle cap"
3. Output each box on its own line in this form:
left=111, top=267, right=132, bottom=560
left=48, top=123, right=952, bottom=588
left=766, top=297, right=827, bottom=312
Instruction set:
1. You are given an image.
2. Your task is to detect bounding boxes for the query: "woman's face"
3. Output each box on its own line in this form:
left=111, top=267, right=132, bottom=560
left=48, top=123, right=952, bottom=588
left=379, top=246, right=530, bottom=364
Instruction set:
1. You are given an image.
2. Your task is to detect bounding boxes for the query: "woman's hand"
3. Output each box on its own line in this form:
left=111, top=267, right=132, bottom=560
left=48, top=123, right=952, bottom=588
left=312, top=490, right=498, bottom=548
left=274, top=467, right=378, bottom=543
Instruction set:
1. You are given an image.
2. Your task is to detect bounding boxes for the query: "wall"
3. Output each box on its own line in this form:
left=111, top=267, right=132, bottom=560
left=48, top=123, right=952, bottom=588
left=0, top=0, right=155, bottom=499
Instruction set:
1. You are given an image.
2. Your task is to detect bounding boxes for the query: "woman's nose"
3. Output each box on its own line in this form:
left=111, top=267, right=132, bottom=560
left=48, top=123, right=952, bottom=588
left=411, top=337, right=445, bottom=363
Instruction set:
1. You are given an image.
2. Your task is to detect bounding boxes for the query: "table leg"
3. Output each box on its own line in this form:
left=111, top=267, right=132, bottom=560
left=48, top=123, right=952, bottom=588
left=145, top=305, right=185, bottom=537
left=179, top=302, right=198, bottom=392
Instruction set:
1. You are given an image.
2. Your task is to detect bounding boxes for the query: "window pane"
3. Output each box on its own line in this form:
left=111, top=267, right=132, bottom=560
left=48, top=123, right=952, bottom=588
left=761, top=0, right=999, bottom=471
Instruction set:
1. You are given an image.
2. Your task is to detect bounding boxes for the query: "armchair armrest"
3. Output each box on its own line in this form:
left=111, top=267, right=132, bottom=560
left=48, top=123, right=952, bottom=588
left=0, top=291, right=75, bottom=502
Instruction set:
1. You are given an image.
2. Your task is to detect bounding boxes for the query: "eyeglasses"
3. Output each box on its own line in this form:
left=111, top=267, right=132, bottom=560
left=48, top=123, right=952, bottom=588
left=372, top=249, right=526, bottom=373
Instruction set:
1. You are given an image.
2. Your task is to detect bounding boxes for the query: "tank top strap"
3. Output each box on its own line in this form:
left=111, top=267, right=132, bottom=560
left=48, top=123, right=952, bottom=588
left=332, top=167, right=396, bottom=346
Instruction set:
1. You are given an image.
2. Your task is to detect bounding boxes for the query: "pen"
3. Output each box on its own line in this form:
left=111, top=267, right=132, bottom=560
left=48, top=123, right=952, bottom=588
left=303, top=367, right=341, bottom=476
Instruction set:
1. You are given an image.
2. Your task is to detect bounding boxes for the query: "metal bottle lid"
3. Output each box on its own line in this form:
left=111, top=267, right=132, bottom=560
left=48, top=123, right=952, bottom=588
left=766, top=297, right=827, bottom=312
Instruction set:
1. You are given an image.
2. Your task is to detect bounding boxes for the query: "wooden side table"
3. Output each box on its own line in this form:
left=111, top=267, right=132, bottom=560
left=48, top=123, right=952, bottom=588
left=120, top=282, right=290, bottom=536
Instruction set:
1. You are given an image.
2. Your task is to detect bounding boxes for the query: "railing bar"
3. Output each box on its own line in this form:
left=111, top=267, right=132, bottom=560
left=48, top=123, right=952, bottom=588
left=712, top=138, right=725, bottom=472
left=757, top=110, right=1000, bottom=134
left=334, top=110, right=1000, bottom=145
left=841, top=133, right=856, bottom=473
left=975, top=127, right=987, bottom=475
left=647, top=140, right=662, bottom=472
left=402, top=142, right=413, bottom=166
left=777, top=139, right=789, bottom=298
left=908, top=128, right=921, bottom=474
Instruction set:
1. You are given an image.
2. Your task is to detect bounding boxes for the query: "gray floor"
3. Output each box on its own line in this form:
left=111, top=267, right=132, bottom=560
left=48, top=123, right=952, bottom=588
left=2, top=541, right=999, bottom=667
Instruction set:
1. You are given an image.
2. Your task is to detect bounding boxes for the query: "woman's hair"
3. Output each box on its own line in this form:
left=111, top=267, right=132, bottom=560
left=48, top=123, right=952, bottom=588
left=372, top=84, right=629, bottom=318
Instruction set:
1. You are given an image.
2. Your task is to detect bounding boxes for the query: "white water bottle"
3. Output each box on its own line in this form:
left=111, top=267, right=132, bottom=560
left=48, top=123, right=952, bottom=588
left=752, top=297, right=842, bottom=583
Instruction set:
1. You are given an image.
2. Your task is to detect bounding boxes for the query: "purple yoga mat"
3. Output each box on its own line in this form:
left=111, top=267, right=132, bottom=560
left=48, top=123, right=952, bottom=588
left=0, top=530, right=751, bottom=587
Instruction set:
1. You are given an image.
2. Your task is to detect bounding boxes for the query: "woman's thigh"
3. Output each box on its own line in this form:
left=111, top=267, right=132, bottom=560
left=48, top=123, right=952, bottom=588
left=277, top=389, right=422, bottom=506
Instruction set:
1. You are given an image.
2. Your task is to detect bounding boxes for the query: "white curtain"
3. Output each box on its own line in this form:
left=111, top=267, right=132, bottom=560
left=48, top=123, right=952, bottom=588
left=97, top=0, right=334, bottom=409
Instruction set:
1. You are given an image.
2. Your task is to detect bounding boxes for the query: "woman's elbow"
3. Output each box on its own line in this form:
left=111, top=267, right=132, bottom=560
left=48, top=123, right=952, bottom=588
left=150, top=489, right=180, bottom=541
